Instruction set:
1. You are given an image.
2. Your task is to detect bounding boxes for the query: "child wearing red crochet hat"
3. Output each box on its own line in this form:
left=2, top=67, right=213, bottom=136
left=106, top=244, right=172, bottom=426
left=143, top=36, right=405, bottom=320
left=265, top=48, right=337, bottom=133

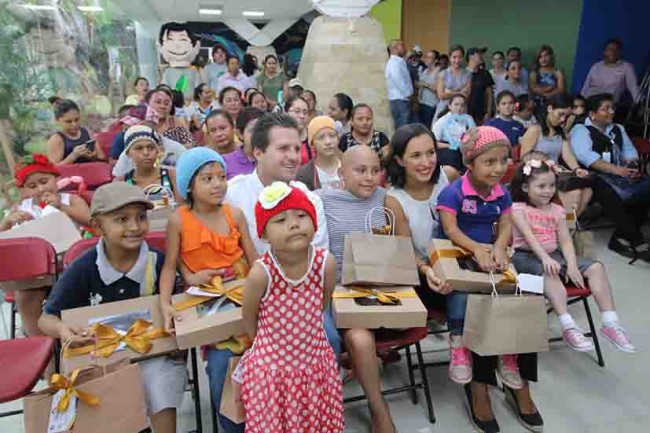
left=1, top=153, right=91, bottom=338
left=236, top=181, right=344, bottom=433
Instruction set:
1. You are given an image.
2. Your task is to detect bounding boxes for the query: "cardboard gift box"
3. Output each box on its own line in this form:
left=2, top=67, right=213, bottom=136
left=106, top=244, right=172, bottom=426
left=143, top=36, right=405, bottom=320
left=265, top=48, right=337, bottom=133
left=428, top=239, right=517, bottom=294
left=0, top=211, right=81, bottom=254
left=220, top=356, right=245, bottom=424
left=172, top=280, right=245, bottom=350
left=24, top=362, right=148, bottom=433
left=332, top=285, right=427, bottom=329
left=61, top=295, right=177, bottom=374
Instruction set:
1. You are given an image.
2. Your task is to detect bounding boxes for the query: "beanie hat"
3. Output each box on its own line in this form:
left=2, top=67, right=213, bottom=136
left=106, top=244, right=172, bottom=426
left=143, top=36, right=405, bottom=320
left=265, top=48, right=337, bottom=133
left=124, top=124, right=161, bottom=153
left=460, top=126, right=511, bottom=164
left=14, top=154, right=59, bottom=187
left=175, top=147, right=227, bottom=200
left=307, top=116, right=337, bottom=145
left=255, top=182, right=317, bottom=238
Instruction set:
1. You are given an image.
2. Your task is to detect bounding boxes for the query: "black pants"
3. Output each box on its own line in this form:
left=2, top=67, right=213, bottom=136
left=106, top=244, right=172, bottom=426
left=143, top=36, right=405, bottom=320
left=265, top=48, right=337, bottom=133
left=592, top=175, right=650, bottom=244
left=473, top=352, right=538, bottom=386
left=438, top=148, right=464, bottom=172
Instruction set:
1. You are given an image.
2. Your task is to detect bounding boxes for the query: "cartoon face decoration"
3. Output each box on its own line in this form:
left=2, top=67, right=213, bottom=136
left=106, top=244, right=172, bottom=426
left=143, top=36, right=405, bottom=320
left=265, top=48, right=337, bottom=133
left=157, top=22, right=200, bottom=68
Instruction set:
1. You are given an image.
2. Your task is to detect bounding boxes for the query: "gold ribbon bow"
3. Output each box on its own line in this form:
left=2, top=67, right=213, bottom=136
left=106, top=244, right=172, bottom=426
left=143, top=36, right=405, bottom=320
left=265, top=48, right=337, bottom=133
left=63, top=319, right=168, bottom=358
left=50, top=369, right=101, bottom=412
left=497, top=269, right=517, bottom=286
left=173, top=277, right=245, bottom=312
left=333, top=287, right=418, bottom=305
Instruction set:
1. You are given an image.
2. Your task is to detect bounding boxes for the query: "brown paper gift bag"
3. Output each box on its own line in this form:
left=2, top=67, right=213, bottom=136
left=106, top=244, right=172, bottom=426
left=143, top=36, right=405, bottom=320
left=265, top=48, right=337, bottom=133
left=23, top=361, right=148, bottom=433
left=220, top=356, right=245, bottom=424
left=462, top=276, right=549, bottom=356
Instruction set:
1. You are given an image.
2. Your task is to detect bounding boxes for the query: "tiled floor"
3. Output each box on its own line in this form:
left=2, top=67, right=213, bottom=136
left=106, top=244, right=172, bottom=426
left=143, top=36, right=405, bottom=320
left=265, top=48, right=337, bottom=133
left=2, top=229, right=649, bottom=432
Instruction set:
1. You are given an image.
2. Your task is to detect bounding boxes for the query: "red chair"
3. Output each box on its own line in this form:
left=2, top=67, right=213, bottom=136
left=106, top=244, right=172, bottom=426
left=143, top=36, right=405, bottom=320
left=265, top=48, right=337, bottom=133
left=145, top=231, right=167, bottom=252
left=57, top=162, right=113, bottom=190
left=63, top=233, right=166, bottom=268
left=0, top=238, right=58, bottom=338
left=0, top=336, right=54, bottom=418
left=95, top=131, right=117, bottom=159
left=502, top=162, right=518, bottom=185
left=632, top=137, right=650, bottom=175
left=548, top=285, right=605, bottom=367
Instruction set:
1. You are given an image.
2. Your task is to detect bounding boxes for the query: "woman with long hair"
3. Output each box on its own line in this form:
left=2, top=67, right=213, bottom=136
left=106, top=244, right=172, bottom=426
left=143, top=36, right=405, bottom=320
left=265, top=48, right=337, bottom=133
left=495, top=59, right=528, bottom=98
left=529, top=45, right=566, bottom=116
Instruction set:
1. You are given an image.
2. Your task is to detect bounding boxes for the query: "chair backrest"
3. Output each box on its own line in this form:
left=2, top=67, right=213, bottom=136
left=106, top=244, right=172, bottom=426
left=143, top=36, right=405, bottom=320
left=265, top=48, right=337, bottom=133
left=63, top=233, right=166, bottom=268
left=57, top=162, right=113, bottom=190
left=145, top=231, right=166, bottom=252
left=95, top=131, right=117, bottom=158
left=0, top=237, right=57, bottom=282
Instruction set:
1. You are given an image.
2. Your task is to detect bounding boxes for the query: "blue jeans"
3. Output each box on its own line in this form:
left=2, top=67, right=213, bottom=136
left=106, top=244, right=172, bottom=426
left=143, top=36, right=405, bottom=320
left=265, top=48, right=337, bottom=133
left=390, top=99, right=411, bottom=129
left=418, top=103, right=436, bottom=128
left=446, top=291, right=468, bottom=335
left=206, top=309, right=341, bottom=432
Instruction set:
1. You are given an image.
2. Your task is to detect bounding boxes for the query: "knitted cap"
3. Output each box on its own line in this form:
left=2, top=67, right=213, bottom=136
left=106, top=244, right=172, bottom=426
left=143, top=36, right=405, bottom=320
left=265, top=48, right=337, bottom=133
left=255, top=182, right=317, bottom=238
left=175, top=147, right=227, bottom=200
left=307, top=116, right=337, bottom=145
left=460, top=126, right=511, bottom=164
left=14, top=154, right=59, bottom=187
left=124, top=124, right=161, bottom=153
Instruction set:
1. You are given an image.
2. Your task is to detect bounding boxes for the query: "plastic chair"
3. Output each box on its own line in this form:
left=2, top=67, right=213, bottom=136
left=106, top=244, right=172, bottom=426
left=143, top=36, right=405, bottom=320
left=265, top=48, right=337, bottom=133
left=63, top=237, right=100, bottom=267
left=502, top=162, right=518, bottom=185
left=0, top=336, right=55, bottom=418
left=95, top=131, right=117, bottom=158
left=57, top=162, right=113, bottom=190
left=145, top=231, right=167, bottom=252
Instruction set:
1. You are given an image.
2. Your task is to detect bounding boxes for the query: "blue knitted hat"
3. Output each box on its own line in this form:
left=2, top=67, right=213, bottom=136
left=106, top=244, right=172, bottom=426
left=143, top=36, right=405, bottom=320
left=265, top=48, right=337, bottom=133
left=175, top=147, right=227, bottom=200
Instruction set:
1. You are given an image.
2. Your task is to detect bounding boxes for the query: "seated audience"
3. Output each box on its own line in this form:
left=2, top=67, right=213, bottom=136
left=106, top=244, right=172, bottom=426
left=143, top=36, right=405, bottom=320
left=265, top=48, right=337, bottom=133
left=48, top=99, right=106, bottom=164
left=302, top=89, right=322, bottom=123
left=432, top=93, right=476, bottom=171
left=172, top=90, right=191, bottom=125
left=513, top=94, right=538, bottom=129
left=298, top=116, right=342, bottom=191
left=285, top=96, right=311, bottom=164
left=339, top=104, right=390, bottom=163
left=489, top=51, right=507, bottom=84
left=223, top=107, right=264, bottom=180
left=506, top=46, right=530, bottom=87
left=147, top=86, right=196, bottom=147
left=564, top=94, right=587, bottom=132
left=110, top=104, right=148, bottom=165
left=495, top=59, right=528, bottom=98
left=219, top=86, right=244, bottom=124
left=203, top=110, right=237, bottom=155
left=570, top=93, right=650, bottom=261
left=485, top=90, right=526, bottom=148
left=246, top=90, right=269, bottom=112
left=187, top=83, right=218, bottom=130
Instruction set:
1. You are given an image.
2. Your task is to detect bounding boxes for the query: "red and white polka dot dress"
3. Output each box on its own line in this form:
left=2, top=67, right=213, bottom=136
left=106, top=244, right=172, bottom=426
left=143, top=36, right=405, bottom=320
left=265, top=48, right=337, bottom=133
left=241, top=246, right=344, bottom=433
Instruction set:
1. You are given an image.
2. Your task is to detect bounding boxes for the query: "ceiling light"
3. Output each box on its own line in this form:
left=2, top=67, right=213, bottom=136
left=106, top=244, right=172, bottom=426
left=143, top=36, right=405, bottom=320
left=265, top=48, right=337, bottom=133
left=199, top=8, right=223, bottom=15
left=77, top=5, right=103, bottom=12
left=20, top=4, right=57, bottom=10
left=242, top=10, right=264, bottom=17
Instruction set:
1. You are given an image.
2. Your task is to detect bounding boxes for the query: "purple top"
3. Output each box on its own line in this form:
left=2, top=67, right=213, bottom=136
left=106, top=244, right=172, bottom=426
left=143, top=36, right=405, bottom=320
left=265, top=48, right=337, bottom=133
left=222, top=147, right=256, bottom=180
left=581, top=60, right=639, bottom=103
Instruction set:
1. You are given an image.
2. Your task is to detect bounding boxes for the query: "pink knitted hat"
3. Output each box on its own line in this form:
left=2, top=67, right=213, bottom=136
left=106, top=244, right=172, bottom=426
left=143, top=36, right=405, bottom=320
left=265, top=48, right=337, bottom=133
left=460, top=126, right=511, bottom=164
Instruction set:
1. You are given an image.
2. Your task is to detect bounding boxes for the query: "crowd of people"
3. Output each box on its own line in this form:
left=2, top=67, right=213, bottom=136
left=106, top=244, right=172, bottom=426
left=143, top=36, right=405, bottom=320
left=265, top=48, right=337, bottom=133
left=1, top=35, right=649, bottom=433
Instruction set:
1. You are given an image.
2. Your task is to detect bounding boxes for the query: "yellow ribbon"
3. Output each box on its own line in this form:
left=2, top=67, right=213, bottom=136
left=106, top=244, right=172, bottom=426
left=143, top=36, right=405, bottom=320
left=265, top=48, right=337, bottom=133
left=173, top=277, right=245, bottom=312
left=50, top=368, right=101, bottom=412
left=429, top=247, right=472, bottom=264
left=63, top=319, right=168, bottom=358
left=497, top=269, right=517, bottom=286
left=333, top=287, right=418, bottom=305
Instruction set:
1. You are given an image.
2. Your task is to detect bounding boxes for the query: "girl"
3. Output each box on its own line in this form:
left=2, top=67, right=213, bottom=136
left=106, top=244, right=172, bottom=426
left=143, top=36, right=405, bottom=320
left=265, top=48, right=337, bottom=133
left=327, top=92, right=354, bottom=135
left=431, top=93, right=476, bottom=171
left=285, top=96, right=311, bottom=164
left=247, top=91, right=269, bottom=112
left=1, top=154, right=91, bottom=337
left=495, top=59, right=528, bottom=98
left=119, top=125, right=180, bottom=204
left=435, top=45, right=471, bottom=120
left=204, top=110, right=237, bottom=155
left=437, top=126, right=543, bottom=433
left=160, top=147, right=258, bottom=432
left=256, top=54, right=286, bottom=107
left=297, top=116, right=342, bottom=191
left=510, top=158, right=634, bottom=353
left=339, top=104, right=391, bottom=163
left=520, top=93, right=593, bottom=216
left=146, top=86, right=196, bottom=147
left=239, top=181, right=344, bottom=433
left=529, top=45, right=566, bottom=113
left=485, top=90, right=526, bottom=147
left=219, top=86, right=244, bottom=124
left=513, top=94, right=538, bottom=129
left=223, top=107, right=264, bottom=180
left=564, top=94, right=587, bottom=132
left=489, top=51, right=507, bottom=84
left=48, top=99, right=106, bottom=164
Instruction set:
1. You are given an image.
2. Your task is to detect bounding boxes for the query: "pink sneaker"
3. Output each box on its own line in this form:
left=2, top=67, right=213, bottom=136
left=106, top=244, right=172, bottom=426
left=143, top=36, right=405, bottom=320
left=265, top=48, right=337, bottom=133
left=449, top=336, right=472, bottom=384
left=562, top=327, right=595, bottom=352
left=601, top=325, right=636, bottom=353
left=497, top=355, right=523, bottom=389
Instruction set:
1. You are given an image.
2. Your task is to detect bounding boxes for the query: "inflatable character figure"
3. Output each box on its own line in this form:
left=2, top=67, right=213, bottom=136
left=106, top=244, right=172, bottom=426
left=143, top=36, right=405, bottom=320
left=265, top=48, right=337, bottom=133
left=157, top=22, right=202, bottom=101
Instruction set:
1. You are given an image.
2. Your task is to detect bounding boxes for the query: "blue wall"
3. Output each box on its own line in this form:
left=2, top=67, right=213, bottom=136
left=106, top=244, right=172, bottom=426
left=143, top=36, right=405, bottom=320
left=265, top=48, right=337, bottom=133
left=572, top=0, right=650, bottom=94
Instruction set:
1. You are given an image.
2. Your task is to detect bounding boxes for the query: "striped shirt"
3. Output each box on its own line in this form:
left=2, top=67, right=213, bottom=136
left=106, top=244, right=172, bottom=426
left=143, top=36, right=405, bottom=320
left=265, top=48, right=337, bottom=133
left=315, top=187, right=387, bottom=282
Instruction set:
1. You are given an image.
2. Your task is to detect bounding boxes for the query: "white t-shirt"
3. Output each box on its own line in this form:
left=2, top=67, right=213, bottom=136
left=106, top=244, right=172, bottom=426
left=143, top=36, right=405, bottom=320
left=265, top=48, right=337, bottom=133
left=316, top=163, right=342, bottom=190
left=18, top=193, right=71, bottom=219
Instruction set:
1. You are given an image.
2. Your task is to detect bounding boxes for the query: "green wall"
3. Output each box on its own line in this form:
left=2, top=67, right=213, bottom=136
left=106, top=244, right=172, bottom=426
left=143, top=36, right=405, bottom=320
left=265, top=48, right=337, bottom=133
left=371, top=0, right=402, bottom=42
left=450, top=0, right=583, bottom=88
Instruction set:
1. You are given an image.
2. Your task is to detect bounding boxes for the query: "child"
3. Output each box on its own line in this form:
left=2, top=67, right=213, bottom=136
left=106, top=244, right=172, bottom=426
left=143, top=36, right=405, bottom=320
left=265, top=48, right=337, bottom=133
left=564, top=94, right=587, bottom=132
left=431, top=93, right=476, bottom=171
left=437, top=126, right=543, bottom=432
left=237, top=182, right=344, bottom=433
left=1, top=154, right=91, bottom=337
left=38, top=182, right=187, bottom=433
left=513, top=94, right=538, bottom=129
left=159, top=147, right=257, bottom=432
left=485, top=90, right=526, bottom=148
left=47, top=99, right=106, bottom=164
left=510, top=158, right=634, bottom=353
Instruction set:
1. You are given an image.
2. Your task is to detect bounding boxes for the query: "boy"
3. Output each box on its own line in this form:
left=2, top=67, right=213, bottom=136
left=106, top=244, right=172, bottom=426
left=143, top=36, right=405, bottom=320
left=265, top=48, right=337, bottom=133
left=39, top=182, right=186, bottom=433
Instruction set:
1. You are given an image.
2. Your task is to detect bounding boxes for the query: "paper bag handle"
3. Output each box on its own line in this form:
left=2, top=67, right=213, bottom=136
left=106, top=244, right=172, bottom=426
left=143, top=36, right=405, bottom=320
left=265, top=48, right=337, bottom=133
left=143, top=184, right=175, bottom=208
left=365, top=206, right=395, bottom=235
left=489, top=271, right=521, bottom=298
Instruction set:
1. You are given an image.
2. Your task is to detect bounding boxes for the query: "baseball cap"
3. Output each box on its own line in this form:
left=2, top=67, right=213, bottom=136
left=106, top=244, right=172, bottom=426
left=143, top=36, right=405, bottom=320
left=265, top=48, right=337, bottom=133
left=91, top=182, right=153, bottom=216
left=288, top=78, right=303, bottom=88
left=467, top=47, right=487, bottom=58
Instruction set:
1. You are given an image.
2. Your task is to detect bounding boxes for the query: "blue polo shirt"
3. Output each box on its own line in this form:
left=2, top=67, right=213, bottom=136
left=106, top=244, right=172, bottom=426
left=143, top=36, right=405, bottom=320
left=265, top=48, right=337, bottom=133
left=44, top=240, right=164, bottom=316
left=485, top=117, right=525, bottom=147
left=436, top=174, right=512, bottom=244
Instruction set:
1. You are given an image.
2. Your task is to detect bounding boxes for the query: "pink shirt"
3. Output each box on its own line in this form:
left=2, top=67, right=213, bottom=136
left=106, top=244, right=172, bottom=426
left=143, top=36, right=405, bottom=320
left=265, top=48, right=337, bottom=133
left=512, top=202, right=565, bottom=253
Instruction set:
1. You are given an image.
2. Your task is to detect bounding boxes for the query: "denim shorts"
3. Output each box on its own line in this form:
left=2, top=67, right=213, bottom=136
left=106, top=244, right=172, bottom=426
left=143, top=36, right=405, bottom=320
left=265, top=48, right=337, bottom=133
left=512, top=249, right=595, bottom=277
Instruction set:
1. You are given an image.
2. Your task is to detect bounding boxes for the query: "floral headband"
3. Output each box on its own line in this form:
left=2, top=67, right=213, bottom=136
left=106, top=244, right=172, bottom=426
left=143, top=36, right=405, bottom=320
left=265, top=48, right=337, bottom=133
left=522, top=158, right=559, bottom=176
